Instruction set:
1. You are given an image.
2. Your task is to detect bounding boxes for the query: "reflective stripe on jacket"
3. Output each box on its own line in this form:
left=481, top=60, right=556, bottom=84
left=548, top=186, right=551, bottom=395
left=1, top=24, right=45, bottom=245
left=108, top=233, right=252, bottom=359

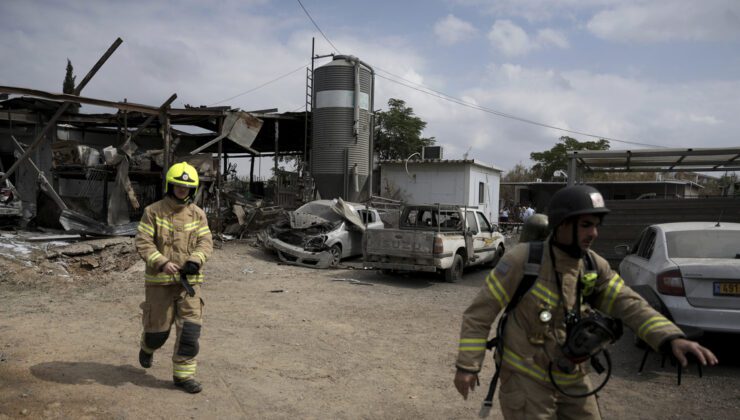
left=135, top=196, right=213, bottom=286
left=456, top=238, right=684, bottom=375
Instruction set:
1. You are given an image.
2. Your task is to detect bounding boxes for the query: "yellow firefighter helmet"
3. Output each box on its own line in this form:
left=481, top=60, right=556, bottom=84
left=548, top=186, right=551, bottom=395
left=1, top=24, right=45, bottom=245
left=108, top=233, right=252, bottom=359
left=165, top=162, right=199, bottom=192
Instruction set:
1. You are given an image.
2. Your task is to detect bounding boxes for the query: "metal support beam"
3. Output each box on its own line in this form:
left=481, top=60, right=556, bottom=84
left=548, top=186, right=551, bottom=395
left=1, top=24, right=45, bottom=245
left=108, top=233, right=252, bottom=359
left=10, top=136, right=67, bottom=210
left=0, top=37, right=122, bottom=184
left=567, top=154, right=576, bottom=186
left=125, top=93, right=177, bottom=147
left=160, top=111, right=171, bottom=191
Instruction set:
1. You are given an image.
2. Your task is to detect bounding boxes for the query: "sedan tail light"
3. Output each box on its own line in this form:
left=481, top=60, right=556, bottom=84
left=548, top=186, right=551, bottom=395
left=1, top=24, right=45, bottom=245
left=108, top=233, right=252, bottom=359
left=656, top=269, right=685, bottom=296
left=433, top=237, right=444, bottom=254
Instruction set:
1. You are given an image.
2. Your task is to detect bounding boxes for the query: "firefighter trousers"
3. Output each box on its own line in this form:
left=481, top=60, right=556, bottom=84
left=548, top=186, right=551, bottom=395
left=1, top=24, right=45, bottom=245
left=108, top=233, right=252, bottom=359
left=498, top=368, right=601, bottom=420
left=140, top=284, right=203, bottom=381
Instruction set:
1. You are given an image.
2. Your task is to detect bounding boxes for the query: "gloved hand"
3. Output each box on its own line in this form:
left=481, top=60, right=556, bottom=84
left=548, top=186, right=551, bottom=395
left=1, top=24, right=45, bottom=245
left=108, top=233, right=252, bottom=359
left=180, top=261, right=200, bottom=275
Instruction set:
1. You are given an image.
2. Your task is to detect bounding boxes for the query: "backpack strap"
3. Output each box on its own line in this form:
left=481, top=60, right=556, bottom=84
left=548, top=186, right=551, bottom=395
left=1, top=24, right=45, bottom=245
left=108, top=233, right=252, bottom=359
left=506, top=241, right=544, bottom=312
left=480, top=241, right=544, bottom=416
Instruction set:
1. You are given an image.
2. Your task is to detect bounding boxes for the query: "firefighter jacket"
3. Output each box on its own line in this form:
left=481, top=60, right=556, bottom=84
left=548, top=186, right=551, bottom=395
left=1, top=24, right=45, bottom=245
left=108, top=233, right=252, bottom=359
left=456, top=238, right=685, bottom=385
left=135, top=196, right=213, bottom=286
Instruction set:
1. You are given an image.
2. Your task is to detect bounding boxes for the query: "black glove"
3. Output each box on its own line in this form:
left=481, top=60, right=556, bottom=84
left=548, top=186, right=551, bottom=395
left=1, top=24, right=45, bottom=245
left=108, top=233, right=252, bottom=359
left=180, top=261, right=200, bottom=275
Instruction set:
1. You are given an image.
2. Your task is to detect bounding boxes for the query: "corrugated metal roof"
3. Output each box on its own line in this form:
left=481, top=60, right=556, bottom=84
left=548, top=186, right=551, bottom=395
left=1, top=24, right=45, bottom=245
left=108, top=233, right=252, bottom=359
left=569, top=147, right=740, bottom=173
left=502, top=180, right=705, bottom=189
left=379, top=158, right=503, bottom=172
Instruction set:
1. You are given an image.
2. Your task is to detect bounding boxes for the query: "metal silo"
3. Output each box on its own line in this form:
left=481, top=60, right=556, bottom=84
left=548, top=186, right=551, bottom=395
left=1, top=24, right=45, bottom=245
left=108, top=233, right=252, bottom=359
left=311, top=55, right=374, bottom=201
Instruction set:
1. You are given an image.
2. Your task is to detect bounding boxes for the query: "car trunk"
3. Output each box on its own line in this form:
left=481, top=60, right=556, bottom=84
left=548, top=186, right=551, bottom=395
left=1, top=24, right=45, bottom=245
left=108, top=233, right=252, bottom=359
left=673, top=258, right=740, bottom=310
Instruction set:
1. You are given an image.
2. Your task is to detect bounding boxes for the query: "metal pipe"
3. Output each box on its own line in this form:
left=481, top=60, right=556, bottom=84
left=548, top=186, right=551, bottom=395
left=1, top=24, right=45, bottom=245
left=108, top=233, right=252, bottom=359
left=217, top=117, right=223, bottom=235
left=367, top=64, right=375, bottom=200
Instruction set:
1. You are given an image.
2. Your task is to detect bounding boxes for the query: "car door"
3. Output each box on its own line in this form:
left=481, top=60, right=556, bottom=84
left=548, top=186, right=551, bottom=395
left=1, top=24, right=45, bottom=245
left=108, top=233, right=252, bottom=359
left=474, top=211, right=497, bottom=263
left=464, top=210, right=478, bottom=261
left=619, top=229, right=646, bottom=283
left=631, top=227, right=659, bottom=288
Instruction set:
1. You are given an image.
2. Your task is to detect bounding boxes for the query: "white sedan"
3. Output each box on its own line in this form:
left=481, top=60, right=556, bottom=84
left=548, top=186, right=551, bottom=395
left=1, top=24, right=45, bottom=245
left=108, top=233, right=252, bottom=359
left=617, top=222, right=740, bottom=334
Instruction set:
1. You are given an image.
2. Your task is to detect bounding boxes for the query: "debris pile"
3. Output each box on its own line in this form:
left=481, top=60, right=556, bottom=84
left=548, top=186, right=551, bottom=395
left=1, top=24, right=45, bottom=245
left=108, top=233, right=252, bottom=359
left=0, top=173, right=22, bottom=224
left=45, top=237, right=139, bottom=275
left=219, top=190, right=287, bottom=238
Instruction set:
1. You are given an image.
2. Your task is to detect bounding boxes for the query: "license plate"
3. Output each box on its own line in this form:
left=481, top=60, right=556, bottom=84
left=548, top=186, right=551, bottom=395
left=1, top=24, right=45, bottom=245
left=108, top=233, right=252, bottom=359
left=713, top=282, right=740, bottom=296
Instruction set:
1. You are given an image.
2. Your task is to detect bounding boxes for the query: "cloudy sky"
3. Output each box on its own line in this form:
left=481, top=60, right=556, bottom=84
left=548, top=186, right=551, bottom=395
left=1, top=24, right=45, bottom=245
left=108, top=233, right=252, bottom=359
left=1, top=0, right=739, bottom=176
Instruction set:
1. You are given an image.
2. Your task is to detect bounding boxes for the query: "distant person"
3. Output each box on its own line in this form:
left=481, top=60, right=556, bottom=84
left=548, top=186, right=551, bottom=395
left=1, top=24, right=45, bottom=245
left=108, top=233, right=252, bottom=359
left=523, top=204, right=535, bottom=222
left=453, top=185, right=716, bottom=419
left=500, top=208, right=509, bottom=223
left=134, top=162, right=213, bottom=394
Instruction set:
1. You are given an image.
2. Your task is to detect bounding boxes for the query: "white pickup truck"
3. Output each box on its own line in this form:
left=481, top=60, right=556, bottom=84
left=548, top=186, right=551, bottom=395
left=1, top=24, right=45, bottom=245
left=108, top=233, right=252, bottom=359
left=363, top=204, right=505, bottom=281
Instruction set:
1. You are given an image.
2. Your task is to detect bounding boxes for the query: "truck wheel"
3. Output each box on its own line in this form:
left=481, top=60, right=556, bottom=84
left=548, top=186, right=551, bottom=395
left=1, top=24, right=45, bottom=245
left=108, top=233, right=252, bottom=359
left=489, top=244, right=505, bottom=268
left=444, top=254, right=464, bottom=283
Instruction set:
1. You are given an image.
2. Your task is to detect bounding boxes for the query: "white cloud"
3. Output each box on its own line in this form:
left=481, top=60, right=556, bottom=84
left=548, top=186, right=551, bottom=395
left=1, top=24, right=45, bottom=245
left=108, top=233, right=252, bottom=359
left=419, top=62, right=740, bottom=171
left=487, top=20, right=568, bottom=56
left=450, top=0, right=620, bottom=22
left=488, top=20, right=535, bottom=56
left=587, top=0, right=740, bottom=42
left=688, top=114, right=720, bottom=125
left=536, top=28, right=569, bottom=48
left=434, top=14, right=478, bottom=45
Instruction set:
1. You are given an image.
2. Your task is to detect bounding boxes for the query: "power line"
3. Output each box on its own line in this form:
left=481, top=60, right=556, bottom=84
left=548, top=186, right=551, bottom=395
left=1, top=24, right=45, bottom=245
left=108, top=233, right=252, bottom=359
left=295, top=1, right=662, bottom=149
left=374, top=68, right=664, bottom=148
left=297, top=0, right=340, bottom=54
left=209, top=64, right=308, bottom=106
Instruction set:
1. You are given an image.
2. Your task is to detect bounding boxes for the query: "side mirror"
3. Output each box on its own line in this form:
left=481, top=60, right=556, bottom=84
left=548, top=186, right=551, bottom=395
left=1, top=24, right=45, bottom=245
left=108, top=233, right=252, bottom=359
left=614, top=244, right=630, bottom=256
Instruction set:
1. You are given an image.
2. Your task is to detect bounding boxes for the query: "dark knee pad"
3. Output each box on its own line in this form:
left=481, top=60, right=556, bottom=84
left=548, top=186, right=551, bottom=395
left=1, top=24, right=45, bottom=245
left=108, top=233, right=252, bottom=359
left=144, top=331, right=170, bottom=350
left=177, top=322, right=201, bottom=358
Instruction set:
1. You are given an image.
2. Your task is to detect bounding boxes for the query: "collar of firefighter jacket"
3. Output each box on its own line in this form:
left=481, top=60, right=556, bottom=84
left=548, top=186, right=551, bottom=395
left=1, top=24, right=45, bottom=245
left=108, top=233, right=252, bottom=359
left=548, top=239, right=583, bottom=275
left=162, top=195, right=190, bottom=213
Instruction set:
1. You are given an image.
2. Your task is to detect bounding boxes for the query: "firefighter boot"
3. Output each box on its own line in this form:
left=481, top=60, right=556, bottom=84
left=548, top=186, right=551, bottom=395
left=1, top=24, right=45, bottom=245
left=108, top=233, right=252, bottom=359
left=174, top=377, right=202, bottom=394
left=139, top=349, right=153, bottom=368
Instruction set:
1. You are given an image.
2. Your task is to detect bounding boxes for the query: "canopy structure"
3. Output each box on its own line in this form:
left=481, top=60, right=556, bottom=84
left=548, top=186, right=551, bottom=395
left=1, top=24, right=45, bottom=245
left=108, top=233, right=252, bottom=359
left=567, top=147, right=740, bottom=185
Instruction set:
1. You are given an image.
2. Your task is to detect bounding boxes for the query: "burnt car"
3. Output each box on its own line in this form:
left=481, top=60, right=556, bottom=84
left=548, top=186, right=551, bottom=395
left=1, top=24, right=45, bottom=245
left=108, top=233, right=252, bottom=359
left=260, top=199, right=384, bottom=268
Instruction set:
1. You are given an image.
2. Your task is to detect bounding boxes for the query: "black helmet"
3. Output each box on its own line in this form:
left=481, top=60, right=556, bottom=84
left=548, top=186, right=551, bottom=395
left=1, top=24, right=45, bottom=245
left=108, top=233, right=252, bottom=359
left=520, top=213, right=549, bottom=242
left=547, top=185, right=610, bottom=229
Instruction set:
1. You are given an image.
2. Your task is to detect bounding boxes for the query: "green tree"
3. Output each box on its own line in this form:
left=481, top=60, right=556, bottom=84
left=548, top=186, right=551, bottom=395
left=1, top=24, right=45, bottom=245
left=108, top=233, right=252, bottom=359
left=503, top=162, right=537, bottom=182
left=530, top=136, right=610, bottom=181
left=63, top=59, right=80, bottom=113
left=501, top=162, right=537, bottom=204
left=374, top=98, right=435, bottom=160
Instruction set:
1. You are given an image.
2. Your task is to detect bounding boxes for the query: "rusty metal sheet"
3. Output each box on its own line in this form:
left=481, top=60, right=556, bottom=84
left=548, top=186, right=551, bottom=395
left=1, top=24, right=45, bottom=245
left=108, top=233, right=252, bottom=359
left=332, top=198, right=366, bottom=232
left=190, top=111, right=263, bottom=154
left=59, top=209, right=138, bottom=236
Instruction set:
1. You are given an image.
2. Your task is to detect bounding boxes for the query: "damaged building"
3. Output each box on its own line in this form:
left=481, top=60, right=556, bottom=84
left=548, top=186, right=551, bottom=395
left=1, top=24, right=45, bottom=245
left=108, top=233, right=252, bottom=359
left=0, top=91, right=311, bottom=235
left=0, top=41, right=382, bottom=238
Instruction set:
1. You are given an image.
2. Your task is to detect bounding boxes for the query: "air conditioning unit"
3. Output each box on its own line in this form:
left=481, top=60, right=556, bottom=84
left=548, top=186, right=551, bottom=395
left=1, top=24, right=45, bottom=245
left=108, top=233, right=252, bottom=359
left=422, top=146, right=443, bottom=160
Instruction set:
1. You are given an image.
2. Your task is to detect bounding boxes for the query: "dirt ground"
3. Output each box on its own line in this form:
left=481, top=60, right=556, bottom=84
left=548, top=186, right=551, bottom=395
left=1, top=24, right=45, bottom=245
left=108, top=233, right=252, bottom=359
left=1, top=236, right=739, bottom=419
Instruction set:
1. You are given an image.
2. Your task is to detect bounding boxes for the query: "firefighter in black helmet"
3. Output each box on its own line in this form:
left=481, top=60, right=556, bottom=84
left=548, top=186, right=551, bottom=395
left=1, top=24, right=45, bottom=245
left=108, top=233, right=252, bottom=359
left=454, top=185, right=717, bottom=419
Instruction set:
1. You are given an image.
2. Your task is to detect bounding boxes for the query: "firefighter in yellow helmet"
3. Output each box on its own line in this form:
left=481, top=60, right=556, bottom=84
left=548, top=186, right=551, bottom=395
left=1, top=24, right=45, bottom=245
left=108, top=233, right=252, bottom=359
left=134, top=162, right=213, bottom=393
left=453, top=185, right=717, bottom=419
